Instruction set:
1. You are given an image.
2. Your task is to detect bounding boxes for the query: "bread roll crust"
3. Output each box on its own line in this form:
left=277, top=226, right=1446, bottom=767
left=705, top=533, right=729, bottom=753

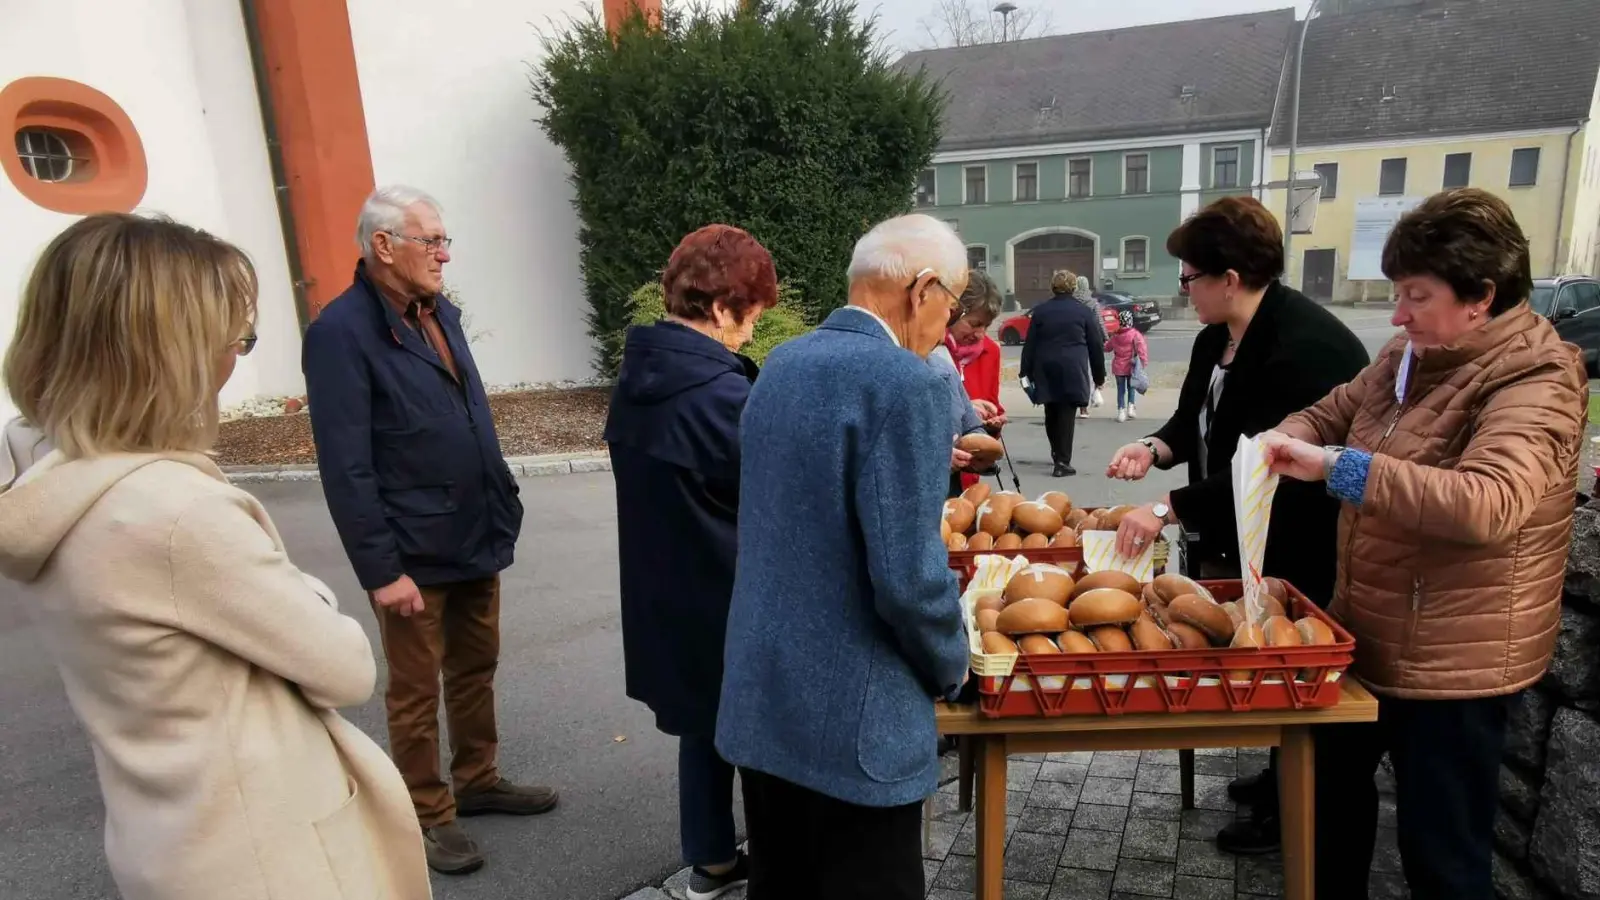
left=1071, top=570, right=1142, bottom=598
left=1003, top=565, right=1076, bottom=607
left=1069, top=588, right=1143, bottom=628
left=1130, top=612, right=1174, bottom=651
left=1167, top=594, right=1237, bottom=644
left=1037, top=491, right=1071, bottom=515
left=981, top=632, right=1019, bottom=655
left=1012, top=501, right=1065, bottom=536
left=1058, top=631, right=1098, bottom=653
left=1088, top=625, right=1133, bottom=652
left=1018, top=634, right=1061, bottom=654
left=996, top=598, right=1070, bottom=634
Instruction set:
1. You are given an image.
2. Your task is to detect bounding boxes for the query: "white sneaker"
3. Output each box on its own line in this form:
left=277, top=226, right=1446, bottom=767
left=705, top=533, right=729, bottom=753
left=1128, top=405, right=1138, bottom=420
left=1116, top=409, right=1127, bottom=423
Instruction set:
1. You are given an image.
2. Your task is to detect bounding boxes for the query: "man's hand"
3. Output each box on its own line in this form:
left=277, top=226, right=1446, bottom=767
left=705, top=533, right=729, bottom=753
left=1107, top=441, right=1156, bottom=481
left=951, top=446, right=974, bottom=471
left=373, top=574, right=426, bottom=617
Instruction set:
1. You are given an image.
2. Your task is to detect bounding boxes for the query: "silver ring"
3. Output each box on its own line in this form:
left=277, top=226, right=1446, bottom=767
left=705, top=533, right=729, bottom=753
left=1133, top=537, right=1145, bottom=547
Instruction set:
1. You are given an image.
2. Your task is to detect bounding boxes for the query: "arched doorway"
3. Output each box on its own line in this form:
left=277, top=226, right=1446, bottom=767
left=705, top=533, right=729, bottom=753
left=1011, top=230, right=1098, bottom=307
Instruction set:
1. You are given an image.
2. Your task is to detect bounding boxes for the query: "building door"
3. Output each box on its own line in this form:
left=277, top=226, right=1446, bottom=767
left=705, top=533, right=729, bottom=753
left=1303, top=249, right=1336, bottom=301
left=1014, top=232, right=1096, bottom=307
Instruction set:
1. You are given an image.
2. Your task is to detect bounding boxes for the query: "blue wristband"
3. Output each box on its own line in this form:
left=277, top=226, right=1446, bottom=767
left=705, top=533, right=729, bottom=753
left=1327, top=449, right=1374, bottom=506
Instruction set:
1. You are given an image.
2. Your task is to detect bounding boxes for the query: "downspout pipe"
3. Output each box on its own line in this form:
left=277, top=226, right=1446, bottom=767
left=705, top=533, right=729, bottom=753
left=1284, top=0, right=1322, bottom=276
left=239, top=0, right=313, bottom=332
left=1552, top=120, right=1587, bottom=276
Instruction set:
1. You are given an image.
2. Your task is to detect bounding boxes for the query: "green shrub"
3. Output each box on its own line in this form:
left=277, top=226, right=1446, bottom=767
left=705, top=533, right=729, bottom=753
left=623, top=280, right=812, bottom=367
left=531, top=0, right=944, bottom=376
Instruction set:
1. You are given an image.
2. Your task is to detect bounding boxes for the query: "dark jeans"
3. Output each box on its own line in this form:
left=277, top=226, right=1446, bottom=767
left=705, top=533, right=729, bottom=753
left=1314, top=693, right=1513, bottom=900
left=678, top=734, right=738, bottom=868
left=742, top=767, right=924, bottom=900
left=1042, top=402, right=1078, bottom=466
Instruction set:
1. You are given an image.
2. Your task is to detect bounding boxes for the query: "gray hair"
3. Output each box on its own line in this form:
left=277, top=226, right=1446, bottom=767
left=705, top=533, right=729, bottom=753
left=356, top=185, right=444, bottom=259
left=847, top=214, right=967, bottom=286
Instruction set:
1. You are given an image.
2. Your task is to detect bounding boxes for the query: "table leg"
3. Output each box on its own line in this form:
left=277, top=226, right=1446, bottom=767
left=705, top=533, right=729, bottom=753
left=959, top=737, right=975, bottom=812
left=1179, top=748, right=1195, bottom=810
left=974, top=735, right=1008, bottom=900
left=1279, top=726, right=1315, bottom=900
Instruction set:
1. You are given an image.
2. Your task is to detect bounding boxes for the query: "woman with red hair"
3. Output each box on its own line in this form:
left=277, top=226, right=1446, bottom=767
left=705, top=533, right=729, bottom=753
left=605, top=224, right=778, bottom=900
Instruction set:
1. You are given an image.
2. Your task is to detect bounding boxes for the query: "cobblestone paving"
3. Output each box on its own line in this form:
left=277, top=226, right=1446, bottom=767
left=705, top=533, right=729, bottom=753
left=645, top=749, right=1407, bottom=900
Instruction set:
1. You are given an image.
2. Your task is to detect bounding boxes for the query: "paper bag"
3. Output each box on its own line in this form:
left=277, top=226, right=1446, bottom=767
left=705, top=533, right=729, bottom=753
left=1232, top=433, right=1280, bottom=626
left=1079, top=530, right=1157, bottom=582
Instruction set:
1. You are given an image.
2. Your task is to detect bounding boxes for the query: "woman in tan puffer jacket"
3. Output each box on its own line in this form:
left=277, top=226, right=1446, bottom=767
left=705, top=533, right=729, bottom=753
left=1260, top=188, right=1587, bottom=900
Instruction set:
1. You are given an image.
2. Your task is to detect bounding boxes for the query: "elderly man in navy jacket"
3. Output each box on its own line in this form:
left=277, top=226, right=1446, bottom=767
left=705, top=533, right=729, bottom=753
left=716, top=214, right=971, bottom=899
left=303, top=185, right=556, bottom=877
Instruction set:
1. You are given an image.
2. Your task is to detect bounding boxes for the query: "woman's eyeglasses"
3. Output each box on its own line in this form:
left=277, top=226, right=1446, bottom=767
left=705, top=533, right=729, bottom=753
left=236, top=335, right=258, bottom=357
left=1178, top=272, right=1206, bottom=288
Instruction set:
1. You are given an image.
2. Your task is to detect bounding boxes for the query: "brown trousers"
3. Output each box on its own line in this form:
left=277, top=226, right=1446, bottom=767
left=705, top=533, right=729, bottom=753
left=372, top=576, right=502, bottom=827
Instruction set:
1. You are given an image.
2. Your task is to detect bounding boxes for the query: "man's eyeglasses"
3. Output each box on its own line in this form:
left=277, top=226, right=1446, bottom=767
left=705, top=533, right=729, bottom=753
left=910, top=268, right=962, bottom=312
left=386, top=232, right=454, bottom=254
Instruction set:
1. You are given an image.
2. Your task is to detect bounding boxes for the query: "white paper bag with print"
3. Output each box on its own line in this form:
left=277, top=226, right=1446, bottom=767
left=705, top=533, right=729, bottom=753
left=1079, top=530, right=1157, bottom=582
left=1232, top=433, right=1280, bottom=626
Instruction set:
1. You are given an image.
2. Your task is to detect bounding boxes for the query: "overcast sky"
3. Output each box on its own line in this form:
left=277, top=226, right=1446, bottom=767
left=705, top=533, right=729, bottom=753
left=872, top=0, right=1314, bottom=54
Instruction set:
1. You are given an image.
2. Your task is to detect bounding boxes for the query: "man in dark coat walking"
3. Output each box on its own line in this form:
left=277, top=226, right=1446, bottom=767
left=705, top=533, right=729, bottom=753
left=303, top=185, right=556, bottom=877
left=1020, top=270, right=1107, bottom=476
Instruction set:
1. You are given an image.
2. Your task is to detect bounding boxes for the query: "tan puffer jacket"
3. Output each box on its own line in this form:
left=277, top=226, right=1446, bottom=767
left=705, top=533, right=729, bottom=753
left=1278, top=305, right=1586, bottom=699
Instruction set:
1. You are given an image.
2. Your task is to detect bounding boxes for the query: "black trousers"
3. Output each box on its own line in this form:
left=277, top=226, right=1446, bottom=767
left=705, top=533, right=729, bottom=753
left=742, top=767, right=924, bottom=900
left=1314, top=693, right=1512, bottom=900
left=1042, top=402, right=1077, bottom=466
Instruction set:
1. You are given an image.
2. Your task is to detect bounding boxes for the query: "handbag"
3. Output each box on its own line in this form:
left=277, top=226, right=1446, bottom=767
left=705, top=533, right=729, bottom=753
left=1130, top=356, right=1150, bottom=395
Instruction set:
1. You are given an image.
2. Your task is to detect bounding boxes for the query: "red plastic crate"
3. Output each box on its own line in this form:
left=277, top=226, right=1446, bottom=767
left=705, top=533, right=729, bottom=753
left=974, top=580, right=1355, bottom=718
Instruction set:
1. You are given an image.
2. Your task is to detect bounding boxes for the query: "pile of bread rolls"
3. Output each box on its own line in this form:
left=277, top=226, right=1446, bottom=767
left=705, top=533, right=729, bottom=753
left=941, top=482, right=1143, bottom=552
left=974, top=569, right=1337, bottom=679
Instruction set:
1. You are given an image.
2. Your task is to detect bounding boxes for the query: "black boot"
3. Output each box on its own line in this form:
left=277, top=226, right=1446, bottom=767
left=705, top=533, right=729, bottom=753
left=1216, top=808, right=1281, bottom=855
left=1227, top=770, right=1276, bottom=806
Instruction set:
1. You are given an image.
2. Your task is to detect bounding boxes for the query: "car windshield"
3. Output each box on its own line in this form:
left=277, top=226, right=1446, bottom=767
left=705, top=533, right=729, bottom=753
left=1529, top=285, right=1556, bottom=316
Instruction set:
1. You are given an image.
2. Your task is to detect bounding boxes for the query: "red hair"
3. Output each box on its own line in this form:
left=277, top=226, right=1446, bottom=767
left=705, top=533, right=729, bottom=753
left=662, top=224, right=778, bottom=323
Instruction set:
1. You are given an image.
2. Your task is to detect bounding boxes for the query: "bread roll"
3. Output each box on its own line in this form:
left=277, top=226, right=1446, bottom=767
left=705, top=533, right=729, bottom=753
left=1130, top=612, right=1174, bottom=651
left=981, top=632, right=1019, bottom=655
left=1097, top=505, right=1137, bottom=530
left=1165, top=621, right=1211, bottom=650
left=947, top=532, right=968, bottom=551
left=1264, top=615, right=1301, bottom=647
left=1219, top=601, right=1244, bottom=627
left=1003, top=564, right=1076, bottom=607
left=1141, top=581, right=1163, bottom=609
left=975, top=594, right=1007, bottom=615
left=941, top=518, right=952, bottom=543
left=967, top=532, right=995, bottom=551
left=1069, top=589, right=1143, bottom=628
left=1264, top=576, right=1289, bottom=604
left=1263, top=594, right=1288, bottom=620
left=976, top=608, right=1001, bottom=633
left=1072, top=570, right=1142, bottom=598
left=1227, top=623, right=1266, bottom=681
left=994, top=533, right=1023, bottom=550
left=1021, top=532, right=1051, bottom=549
left=1058, top=631, right=1098, bottom=653
left=1011, top=501, right=1065, bottom=536
left=958, top=432, right=1004, bottom=468
left=942, top=498, right=976, bottom=535
left=974, top=493, right=1023, bottom=537
left=962, top=483, right=992, bottom=509
left=1294, top=616, right=1336, bottom=646
left=1049, top=528, right=1078, bottom=548
left=1063, top=508, right=1090, bottom=529
left=1037, top=491, right=1071, bottom=516
left=1088, top=625, right=1133, bottom=652
left=996, top=598, right=1070, bottom=635
left=1018, top=634, right=1061, bottom=654
left=1166, top=594, right=1236, bottom=644
left=1077, top=514, right=1103, bottom=532
left=1150, top=573, right=1208, bottom=606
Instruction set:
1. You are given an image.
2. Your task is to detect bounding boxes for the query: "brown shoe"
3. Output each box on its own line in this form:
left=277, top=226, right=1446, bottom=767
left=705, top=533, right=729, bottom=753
left=423, top=820, right=486, bottom=875
left=456, top=778, right=560, bottom=817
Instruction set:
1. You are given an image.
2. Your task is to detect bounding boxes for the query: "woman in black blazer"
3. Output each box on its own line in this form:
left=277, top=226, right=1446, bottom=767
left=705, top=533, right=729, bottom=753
left=1020, top=269, right=1106, bottom=476
left=1104, top=197, right=1369, bottom=855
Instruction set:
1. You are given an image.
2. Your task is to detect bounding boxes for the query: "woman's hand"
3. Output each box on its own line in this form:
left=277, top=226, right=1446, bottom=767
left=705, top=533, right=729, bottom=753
left=1258, top=431, right=1329, bottom=482
left=1115, top=504, right=1166, bottom=560
left=1107, top=442, right=1156, bottom=481
left=972, top=398, right=1007, bottom=431
left=951, top=446, right=974, bottom=472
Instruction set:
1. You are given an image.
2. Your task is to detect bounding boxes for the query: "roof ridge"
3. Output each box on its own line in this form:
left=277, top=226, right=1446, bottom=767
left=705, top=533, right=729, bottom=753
left=896, top=6, right=1295, bottom=62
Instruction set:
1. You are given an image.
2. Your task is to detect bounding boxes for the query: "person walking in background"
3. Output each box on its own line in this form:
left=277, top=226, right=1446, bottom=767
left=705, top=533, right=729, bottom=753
left=1105, top=195, right=1369, bottom=854
left=604, top=225, right=779, bottom=900
left=0, top=213, right=431, bottom=900
left=1261, top=188, right=1586, bottom=900
left=1073, top=274, right=1106, bottom=418
left=1106, top=309, right=1148, bottom=423
left=303, top=185, right=556, bottom=876
left=716, top=214, right=970, bottom=899
left=1021, top=269, right=1106, bottom=477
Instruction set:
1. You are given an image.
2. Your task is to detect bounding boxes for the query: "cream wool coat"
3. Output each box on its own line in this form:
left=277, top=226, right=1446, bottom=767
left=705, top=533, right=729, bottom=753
left=0, top=420, right=431, bottom=900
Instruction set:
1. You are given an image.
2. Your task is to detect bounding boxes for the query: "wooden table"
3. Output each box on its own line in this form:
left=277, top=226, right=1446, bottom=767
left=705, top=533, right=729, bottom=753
left=935, top=679, right=1378, bottom=900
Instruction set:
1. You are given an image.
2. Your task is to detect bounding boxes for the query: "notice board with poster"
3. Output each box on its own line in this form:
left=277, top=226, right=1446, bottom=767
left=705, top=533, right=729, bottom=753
left=1347, top=196, right=1422, bottom=280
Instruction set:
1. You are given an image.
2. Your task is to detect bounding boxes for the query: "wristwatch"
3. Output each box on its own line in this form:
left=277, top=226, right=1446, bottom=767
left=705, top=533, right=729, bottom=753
left=1322, top=445, right=1346, bottom=480
left=1138, top=437, right=1160, bottom=460
left=1151, top=501, right=1172, bottom=525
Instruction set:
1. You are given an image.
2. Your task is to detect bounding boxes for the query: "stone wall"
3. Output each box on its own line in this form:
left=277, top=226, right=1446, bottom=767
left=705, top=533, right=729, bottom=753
left=1494, top=500, right=1600, bottom=900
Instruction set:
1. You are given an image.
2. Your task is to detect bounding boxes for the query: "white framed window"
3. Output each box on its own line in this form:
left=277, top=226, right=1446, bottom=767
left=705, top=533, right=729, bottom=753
left=914, top=168, right=937, bottom=207
left=964, top=165, right=987, bottom=204
left=943, top=218, right=961, bottom=235
left=1123, top=153, right=1149, bottom=194
left=1067, top=156, right=1092, bottom=198
left=966, top=244, right=988, bottom=272
left=1014, top=162, right=1038, bottom=202
left=1121, top=236, right=1150, bottom=275
left=1212, top=145, right=1240, bottom=189
left=15, top=128, right=79, bottom=183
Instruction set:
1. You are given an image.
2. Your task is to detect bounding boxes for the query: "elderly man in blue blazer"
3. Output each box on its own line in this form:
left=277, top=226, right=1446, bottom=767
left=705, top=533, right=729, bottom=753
left=716, top=214, right=972, bottom=899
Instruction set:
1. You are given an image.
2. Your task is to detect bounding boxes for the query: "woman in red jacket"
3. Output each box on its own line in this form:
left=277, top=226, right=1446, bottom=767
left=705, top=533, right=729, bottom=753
left=943, top=270, right=1006, bottom=490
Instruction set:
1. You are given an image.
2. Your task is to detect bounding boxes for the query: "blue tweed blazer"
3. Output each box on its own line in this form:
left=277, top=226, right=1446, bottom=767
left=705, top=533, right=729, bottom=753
left=715, top=307, right=969, bottom=808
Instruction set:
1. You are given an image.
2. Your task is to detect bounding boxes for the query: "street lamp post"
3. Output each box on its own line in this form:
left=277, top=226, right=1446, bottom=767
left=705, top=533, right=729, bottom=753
left=993, top=2, right=1017, bottom=42
left=1284, top=0, right=1323, bottom=278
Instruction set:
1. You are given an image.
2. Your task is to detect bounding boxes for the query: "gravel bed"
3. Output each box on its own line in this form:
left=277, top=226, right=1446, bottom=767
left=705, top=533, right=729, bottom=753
left=212, top=387, right=610, bottom=468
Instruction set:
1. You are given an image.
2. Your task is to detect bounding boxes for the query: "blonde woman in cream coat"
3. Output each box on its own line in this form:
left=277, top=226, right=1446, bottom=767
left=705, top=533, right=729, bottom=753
left=0, top=213, right=431, bottom=900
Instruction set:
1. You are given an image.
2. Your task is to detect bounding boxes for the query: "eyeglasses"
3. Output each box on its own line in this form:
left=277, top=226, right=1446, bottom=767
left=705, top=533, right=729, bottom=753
left=1177, top=272, right=1207, bottom=288
left=386, top=232, right=454, bottom=254
left=910, top=268, right=962, bottom=312
left=236, top=334, right=257, bottom=356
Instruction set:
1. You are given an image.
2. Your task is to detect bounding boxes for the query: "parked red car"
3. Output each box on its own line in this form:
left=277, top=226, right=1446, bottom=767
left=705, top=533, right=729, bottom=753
left=999, top=302, right=1119, bottom=346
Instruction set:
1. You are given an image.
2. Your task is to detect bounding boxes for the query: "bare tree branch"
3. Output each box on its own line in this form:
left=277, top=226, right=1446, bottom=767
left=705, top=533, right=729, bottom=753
left=918, top=0, right=1054, bottom=48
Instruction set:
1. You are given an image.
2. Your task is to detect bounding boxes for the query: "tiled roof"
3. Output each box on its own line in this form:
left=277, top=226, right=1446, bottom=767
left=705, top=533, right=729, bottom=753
left=1268, top=0, right=1600, bottom=146
left=896, top=10, right=1296, bottom=152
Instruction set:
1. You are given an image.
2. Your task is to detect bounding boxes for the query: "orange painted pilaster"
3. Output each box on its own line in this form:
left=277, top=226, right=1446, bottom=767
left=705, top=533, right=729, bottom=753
left=248, top=0, right=375, bottom=319
left=604, top=0, right=662, bottom=36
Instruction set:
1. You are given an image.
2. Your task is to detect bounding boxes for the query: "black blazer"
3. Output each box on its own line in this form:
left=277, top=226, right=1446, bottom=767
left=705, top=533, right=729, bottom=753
left=1020, top=293, right=1106, bottom=406
left=1151, top=282, right=1370, bottom=605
